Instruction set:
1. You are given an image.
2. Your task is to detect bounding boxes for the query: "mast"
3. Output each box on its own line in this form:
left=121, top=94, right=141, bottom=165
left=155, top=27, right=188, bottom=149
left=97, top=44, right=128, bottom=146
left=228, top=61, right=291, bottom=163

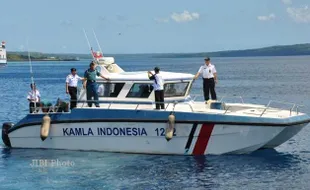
left=92, top=29, right=103, bottom=56
left=27, top=39, right=37, bottom=112
left=83, top=28, right=95, bottom=61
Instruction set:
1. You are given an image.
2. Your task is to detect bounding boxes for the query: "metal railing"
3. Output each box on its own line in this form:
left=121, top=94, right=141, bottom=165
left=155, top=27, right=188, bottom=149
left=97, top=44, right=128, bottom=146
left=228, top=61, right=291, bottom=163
left=222, top=99, right=304, bottom=117
left=77, top=99, right=195, bottom=112
left=28, top=95, right=305, bottom=117
left=259, top=100, right=303, bottom=117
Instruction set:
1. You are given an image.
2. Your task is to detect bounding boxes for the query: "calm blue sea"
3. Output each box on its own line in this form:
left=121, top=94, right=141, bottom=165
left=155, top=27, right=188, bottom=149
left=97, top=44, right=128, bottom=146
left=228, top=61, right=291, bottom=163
left=0, top=56, right=310, bottom=190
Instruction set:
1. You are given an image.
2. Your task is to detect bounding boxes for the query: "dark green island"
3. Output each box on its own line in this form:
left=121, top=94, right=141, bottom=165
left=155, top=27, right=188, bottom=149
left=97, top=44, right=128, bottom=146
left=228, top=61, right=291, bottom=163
left=7, top=43, right=310, bottom=61
left=7, top=52, right=81, bottom=62
left=150, top=43, right=310, bottom=58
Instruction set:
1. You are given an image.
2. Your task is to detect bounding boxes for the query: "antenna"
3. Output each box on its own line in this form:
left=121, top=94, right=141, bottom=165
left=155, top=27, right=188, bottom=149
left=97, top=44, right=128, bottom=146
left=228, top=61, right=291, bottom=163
left=27, top=38, right=37, bottom=112
left=83, top=28, right=95, bottom=60
left=92, top=28, right=103, bottom=56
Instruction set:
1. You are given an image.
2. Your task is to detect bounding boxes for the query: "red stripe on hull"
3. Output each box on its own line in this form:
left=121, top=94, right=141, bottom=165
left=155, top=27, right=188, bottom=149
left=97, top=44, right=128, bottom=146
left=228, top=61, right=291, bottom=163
left=192, top=123, right=215, bottom=155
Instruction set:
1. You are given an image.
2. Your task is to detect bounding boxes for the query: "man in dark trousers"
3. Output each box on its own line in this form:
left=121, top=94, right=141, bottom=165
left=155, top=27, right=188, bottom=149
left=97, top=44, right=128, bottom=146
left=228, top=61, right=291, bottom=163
left=194, top=57, right=218, bottom=103
left=84, top=61, right=109, bottom=107
left=66, top=68, right=85, bottom=109
left=148, top=67, right=165, bottom=109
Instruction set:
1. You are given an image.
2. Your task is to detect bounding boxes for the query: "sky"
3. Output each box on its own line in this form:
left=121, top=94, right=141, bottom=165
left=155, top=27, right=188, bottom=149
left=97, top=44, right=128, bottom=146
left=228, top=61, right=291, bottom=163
left=1, top=0, right=310, bottom=54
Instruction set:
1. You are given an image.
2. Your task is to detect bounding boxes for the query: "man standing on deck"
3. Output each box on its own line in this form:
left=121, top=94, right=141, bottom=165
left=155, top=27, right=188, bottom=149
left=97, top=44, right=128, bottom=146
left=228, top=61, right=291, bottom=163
left=84, top=61, right=109, bottom=107
left=27, top=83, right=42, bottom=113
left=148, top=67, right=165, bottom=110
left=66, top=68, right=85, bottom=109
left=194, top=57, right=218, bottom=103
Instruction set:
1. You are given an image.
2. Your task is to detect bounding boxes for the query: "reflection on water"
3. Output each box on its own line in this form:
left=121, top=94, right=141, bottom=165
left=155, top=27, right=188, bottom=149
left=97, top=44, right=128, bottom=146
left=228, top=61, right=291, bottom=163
left=0, top=147, right=308, bottom=189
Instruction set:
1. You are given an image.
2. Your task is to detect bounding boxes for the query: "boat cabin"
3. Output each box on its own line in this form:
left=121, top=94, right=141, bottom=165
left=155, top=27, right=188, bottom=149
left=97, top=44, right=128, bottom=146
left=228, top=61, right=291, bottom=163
left=77, top=57, right=195, bottom=108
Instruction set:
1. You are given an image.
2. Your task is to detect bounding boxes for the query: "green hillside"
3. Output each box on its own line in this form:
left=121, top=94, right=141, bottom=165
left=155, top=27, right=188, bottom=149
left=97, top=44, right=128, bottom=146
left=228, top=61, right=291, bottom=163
left=7, top=43, right=310, bottom=61
left=151, top=43, right=310, bottom=58
left=7, top=51, right=81, bottom=61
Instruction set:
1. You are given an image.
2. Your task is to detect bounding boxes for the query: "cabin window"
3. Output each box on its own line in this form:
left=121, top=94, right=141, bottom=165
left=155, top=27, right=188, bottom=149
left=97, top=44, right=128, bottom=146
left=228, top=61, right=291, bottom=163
left=126, top=83, right=153, bottom=98
left=98, top=83, right=125, bottom=97
left=164, top=82, right=189, bottom=97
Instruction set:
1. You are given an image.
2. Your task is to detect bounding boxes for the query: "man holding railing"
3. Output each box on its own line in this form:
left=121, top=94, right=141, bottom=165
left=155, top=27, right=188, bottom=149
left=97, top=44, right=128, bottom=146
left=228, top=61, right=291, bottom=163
left=84, top=61, right=109, bottom=107
left=66, top=68, right=85, bottom=109
left=148, top=67, right=165, bottom=110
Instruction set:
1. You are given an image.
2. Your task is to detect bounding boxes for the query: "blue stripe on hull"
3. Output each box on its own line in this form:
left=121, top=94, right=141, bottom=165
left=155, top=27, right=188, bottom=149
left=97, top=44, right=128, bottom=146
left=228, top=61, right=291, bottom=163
left=9, top=108, right=310, bottom=133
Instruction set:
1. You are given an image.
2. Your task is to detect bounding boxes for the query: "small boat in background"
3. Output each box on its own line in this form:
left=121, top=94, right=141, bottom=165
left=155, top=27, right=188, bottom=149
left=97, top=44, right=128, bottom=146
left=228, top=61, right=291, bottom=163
left=0, top=41, right=7, bottom=66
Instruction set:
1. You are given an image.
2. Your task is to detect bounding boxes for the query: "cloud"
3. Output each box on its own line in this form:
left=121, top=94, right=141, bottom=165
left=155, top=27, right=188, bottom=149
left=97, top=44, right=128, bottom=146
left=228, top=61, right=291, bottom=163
left=154, top=18, right=169, bottom=23
left=282, top=0, right=292, bottom=5
left=257, top=13, right=276, bottom=21
left=98, top=16, right=105, bottom=22
left=60, top=20, right=73, bottom=26
left=287, top=5, right=310, bottom=23
left=126, top=24, right=141, bottom=28
left=170, top=11, right=200, bottom=23
left=116, top=15, right=127, bottom=21
left=19, top=45, right=25, bottom=51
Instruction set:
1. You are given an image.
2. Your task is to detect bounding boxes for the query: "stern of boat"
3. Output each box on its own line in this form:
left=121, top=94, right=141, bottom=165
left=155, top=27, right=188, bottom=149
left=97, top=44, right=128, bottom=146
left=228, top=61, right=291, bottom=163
left=2, top=122, right=14, bottom=147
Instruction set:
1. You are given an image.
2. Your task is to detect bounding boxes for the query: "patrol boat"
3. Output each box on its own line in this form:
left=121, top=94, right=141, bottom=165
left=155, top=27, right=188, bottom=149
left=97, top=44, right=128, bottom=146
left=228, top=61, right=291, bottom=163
left=0, top=41, right=7, bottom=66
left=2, top=56, right=310, bottom=155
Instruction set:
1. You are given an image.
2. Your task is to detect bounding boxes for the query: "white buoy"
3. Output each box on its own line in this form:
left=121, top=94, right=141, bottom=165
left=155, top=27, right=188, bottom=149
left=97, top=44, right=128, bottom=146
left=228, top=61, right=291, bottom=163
left=40, top=114, right=51, bottom=141
left=165, top=114, right=175, bottom=141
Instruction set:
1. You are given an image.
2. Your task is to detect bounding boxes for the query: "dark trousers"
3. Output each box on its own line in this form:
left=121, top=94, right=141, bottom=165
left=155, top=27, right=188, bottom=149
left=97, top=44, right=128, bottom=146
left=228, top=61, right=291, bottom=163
left=86, top=82, right=99, bottom=107
left=29, top=102, right=41, bottom=113
left=155, top=90, right=165, bottom=109
left=68, top=86, right=77, bottom=109
left=203, top=78, right=217, bottom=101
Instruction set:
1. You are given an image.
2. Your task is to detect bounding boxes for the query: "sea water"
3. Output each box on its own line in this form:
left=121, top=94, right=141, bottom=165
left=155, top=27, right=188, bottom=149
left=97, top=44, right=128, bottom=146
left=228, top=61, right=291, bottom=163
left=0, top=56, right=310, bottom=189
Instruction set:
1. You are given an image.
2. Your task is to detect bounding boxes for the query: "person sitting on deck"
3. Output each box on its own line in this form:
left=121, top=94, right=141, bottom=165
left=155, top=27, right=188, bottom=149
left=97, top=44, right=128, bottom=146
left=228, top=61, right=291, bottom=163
left=27, top=83, right=42, bottom=113
left=55, top=98, right=69, bottom=112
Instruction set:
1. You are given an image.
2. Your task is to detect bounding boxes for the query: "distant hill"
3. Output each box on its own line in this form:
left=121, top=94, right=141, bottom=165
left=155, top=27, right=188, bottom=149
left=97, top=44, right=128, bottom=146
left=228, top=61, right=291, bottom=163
left=7, top=43, right=310, bottom=61
left=151, top=43, right=310, bottom=58
left=7, top=51, right=82, bottom=61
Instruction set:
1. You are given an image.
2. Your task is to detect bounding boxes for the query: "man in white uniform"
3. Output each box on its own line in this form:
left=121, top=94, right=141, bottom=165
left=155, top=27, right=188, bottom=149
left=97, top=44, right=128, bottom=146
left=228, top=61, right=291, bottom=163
left=27, top=83, right=41, bottom=113
left=66, top=68, right=85, bottom=109
left=194, top=57, right=218, bottom=103
left=148, top=67, right=165, bottom=109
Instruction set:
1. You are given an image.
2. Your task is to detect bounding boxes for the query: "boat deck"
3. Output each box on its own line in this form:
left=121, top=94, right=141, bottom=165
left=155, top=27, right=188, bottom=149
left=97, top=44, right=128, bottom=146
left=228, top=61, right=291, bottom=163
left=74, top=101, right=302, bottom=119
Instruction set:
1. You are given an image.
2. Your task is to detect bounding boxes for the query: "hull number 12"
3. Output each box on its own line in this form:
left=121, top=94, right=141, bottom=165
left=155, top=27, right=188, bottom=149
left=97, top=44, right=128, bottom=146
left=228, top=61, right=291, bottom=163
left=155, top=128, right=176, bottom=136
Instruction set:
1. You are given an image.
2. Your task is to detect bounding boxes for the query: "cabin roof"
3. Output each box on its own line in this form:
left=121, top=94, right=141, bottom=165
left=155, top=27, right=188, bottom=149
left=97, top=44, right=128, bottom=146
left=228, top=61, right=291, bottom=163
left=101, top=71, right=194, bottom=81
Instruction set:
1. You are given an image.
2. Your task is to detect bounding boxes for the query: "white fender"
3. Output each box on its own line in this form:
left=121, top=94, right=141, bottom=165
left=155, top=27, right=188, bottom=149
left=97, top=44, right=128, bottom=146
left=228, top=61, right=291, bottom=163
left=165, top=114, right=175, bottom=141
left=40, top=115, right=51, bottom=141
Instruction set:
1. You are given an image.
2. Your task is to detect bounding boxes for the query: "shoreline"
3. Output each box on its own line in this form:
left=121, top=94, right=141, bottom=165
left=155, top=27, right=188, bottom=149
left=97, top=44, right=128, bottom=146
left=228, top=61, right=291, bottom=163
left=7, top=59, right=80, bottom=62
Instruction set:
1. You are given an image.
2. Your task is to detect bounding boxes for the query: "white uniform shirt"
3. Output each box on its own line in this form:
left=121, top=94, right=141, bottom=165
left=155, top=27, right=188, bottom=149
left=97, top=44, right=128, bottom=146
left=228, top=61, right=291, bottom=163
left=198, top=63, right=217, bottom=79
left=98, top=84, right=104, bottom=96
left=151, top=73, right=164, bottom=91
left=66, top=74, right=82, bottom=87
left=27, top=90, right=41, bottom=102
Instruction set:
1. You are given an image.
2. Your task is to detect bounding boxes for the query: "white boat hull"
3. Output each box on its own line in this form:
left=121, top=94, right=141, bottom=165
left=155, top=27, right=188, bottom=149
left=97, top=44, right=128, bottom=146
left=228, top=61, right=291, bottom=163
left=262, top=124, right=306, bottom=149
left=8, top=122, right=287, bottom=155
left=0, top=59, right=7, bottom=64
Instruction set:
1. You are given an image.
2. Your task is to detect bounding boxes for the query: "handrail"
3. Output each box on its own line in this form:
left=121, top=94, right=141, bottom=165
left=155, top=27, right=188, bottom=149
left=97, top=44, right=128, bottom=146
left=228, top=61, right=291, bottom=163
left=28, top=95, right=306, bottom=117
left=259, top=100, right=304, bottom=117
left=221, top=99, right=304, bottom=117
left=76, top=99, right=195, bottom=112
left=220, top=96, right=244, bottom=104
